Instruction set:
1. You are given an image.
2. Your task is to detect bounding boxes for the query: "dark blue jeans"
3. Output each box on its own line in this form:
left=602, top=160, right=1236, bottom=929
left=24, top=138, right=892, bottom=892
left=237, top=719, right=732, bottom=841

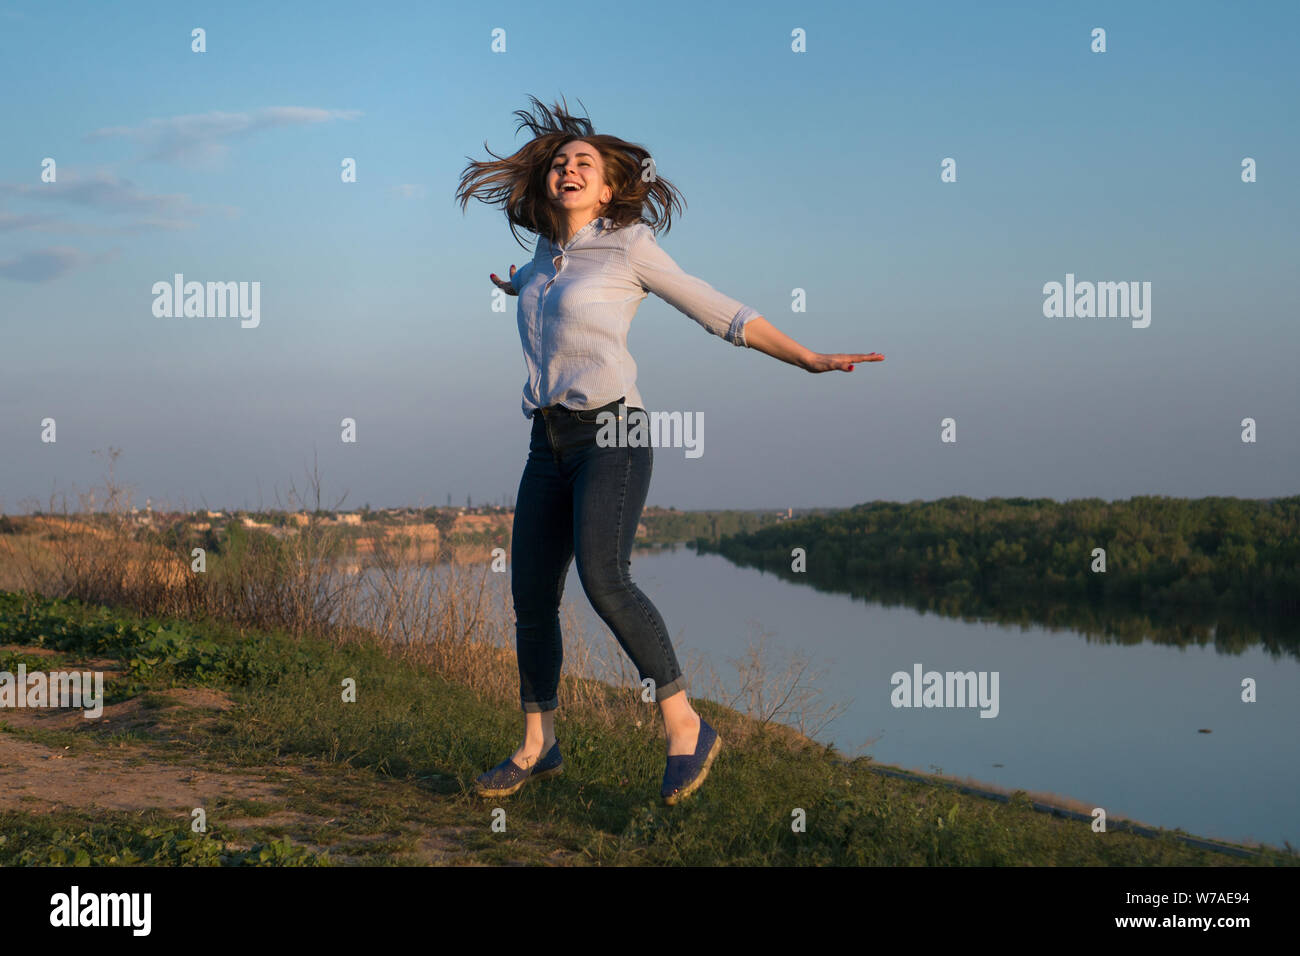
left=512, top=396, right=686, bottom=712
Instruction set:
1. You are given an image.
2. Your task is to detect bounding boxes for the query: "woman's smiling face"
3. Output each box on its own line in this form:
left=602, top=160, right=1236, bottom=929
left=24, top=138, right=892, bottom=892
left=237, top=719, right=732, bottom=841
left=548, top=139, right=611, bottom=214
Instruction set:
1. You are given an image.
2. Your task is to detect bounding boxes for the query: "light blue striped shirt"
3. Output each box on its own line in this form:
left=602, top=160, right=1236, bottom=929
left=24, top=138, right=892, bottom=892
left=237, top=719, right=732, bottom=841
left=511, top=216, right=761, bottom=418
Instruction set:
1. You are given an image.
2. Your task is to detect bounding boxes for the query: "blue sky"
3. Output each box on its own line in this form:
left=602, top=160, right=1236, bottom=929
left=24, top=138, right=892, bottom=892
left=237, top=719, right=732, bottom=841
left=1, top=0, right=1296, bottom=513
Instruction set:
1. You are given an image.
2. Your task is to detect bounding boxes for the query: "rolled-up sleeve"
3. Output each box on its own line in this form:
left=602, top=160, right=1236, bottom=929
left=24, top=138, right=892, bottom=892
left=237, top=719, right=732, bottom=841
left=623, top=225, right=760, bottom=347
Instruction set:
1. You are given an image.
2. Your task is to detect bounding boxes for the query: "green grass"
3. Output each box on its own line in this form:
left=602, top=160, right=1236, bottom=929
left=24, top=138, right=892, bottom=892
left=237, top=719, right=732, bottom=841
left=0, top=589, right=1294, bottom=866
left=0, top=812, right=327, bottom=866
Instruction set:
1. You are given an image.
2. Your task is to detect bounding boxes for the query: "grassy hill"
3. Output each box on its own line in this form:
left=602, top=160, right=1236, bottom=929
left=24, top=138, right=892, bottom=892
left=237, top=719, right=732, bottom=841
left=0, top=591, right=1288, bottom=866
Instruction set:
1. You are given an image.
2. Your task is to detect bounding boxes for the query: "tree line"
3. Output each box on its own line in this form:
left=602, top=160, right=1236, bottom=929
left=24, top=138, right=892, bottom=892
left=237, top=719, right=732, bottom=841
left=694, top=496, right=1300, bottom=654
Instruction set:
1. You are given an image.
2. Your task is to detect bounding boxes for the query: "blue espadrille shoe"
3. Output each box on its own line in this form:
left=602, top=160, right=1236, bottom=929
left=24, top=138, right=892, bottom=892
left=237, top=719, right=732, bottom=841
left=660, top=718, right=721, bottom=805
left=475, top=742, right=563, bottom=798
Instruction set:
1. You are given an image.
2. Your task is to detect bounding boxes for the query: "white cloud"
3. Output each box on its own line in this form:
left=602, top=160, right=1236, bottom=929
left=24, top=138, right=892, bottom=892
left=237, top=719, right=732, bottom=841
left=0, top=246, right=119, bottom=282
left=85, top=107, right=363, bottom=165
left=0, top=171, right=236, bottom=235
left=2, top=171, right=203, bottom=216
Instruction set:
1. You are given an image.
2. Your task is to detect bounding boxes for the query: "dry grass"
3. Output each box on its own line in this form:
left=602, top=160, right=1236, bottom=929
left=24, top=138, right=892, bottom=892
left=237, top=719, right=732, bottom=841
left=0, top=451, right=842, bottom=747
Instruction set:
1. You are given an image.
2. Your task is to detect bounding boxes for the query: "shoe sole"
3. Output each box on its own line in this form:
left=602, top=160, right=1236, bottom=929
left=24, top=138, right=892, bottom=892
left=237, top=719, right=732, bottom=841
left=663, top=733, right=722, bottom=805
left=475, top=764, right=563, bottom=798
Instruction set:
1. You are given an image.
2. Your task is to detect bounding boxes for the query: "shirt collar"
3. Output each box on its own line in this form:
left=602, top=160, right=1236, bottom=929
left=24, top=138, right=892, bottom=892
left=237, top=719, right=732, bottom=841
left=549, top=216, right=607, bottom=252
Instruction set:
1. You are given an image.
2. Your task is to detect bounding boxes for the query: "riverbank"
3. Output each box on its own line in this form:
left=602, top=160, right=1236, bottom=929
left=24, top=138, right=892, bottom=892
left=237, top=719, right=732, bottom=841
left=0, top=591, right=1288, bottom=866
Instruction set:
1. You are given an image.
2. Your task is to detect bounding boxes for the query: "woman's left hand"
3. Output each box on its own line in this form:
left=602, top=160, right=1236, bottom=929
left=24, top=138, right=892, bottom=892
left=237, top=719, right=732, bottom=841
left=801, top=352, right=884, bottom=373
left=741, top=317, right=884, bottom=373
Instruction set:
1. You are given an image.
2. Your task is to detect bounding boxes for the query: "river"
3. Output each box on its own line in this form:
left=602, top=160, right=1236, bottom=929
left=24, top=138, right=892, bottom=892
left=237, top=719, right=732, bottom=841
left=356, top=544, right=1300, bottom=849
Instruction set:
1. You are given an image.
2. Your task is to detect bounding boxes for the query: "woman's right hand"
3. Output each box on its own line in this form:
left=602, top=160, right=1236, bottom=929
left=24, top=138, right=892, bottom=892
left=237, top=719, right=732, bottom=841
left=490, top=265, right=518, bottom=296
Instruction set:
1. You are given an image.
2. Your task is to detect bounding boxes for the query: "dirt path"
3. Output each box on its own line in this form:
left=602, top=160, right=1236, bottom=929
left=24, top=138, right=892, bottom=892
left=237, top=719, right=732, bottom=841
left=0, top=682, right=576, bottom=865
left=0, top=688, right=284, bottom=814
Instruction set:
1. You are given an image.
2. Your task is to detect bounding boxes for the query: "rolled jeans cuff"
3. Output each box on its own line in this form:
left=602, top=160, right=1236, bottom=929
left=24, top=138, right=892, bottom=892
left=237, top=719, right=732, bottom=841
left=651, top=674, right=687, bottom=702
left=521, top=695, right=559, bottom=713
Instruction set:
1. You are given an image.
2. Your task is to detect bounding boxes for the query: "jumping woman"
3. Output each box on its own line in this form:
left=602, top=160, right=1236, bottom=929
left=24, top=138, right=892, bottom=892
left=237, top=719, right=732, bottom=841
left=456, top=96, right=882, bottom=804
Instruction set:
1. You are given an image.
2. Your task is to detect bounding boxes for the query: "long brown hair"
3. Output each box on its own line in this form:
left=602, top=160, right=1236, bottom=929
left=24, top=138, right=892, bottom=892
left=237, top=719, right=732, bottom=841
left=456, top=95, right=685, bottom=250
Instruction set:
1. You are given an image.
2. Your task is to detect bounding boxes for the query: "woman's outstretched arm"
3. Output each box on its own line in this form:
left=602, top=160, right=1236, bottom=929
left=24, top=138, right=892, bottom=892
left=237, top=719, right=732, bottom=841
left=741, top=316, right=883, bottom=373
left=620, top=228, right=883, bottom=372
